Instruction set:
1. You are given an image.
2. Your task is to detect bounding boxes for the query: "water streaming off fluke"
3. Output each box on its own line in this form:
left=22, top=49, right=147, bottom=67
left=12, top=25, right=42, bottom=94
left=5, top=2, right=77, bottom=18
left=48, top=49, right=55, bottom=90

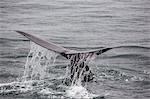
left=0, top=42, right=98, bottom=98
left=23, top=42, right=58, bottom=81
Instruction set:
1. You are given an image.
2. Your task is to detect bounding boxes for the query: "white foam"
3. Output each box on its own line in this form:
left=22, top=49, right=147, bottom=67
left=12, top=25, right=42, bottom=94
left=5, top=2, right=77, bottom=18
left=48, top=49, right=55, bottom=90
left=66, top=85, right=98, bottom=98
left=39, top=88, right=54, bottom=95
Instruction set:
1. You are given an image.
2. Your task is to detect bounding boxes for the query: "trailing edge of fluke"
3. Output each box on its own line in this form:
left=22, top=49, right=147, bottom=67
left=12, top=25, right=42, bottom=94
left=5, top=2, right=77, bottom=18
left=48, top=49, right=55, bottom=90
left=16, top=31, right=113, bottom=57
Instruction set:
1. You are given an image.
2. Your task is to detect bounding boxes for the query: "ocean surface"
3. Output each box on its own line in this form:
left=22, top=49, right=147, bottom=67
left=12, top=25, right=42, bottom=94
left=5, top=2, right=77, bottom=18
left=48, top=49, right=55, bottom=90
left=0, top=0, right=150, bottom=99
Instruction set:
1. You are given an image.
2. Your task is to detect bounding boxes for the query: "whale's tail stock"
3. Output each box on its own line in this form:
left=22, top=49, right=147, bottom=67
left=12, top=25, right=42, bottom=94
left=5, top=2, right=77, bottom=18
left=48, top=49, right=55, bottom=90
left=16, top=31, right=113, bottom=85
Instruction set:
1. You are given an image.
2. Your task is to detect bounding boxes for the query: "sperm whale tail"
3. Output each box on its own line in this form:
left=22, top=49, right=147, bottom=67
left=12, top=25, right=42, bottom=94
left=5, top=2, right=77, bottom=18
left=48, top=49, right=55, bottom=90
left=16, top=31, right=112, bottom=57
left=16, top=31, right=113, bottom=85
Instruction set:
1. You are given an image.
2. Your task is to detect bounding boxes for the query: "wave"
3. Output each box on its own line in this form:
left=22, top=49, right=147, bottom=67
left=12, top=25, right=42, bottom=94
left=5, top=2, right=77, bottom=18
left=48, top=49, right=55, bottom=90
left=0, top=72, right=18, bottom=78
left=0, top=38, right=29, bottom=42
left=65, top=45, right=150, bottom=51
left=111, top=45, right=150, bottom=50
left=1, top=55, right=28, bottom=58
left=108, top=54, right=150, bottom=59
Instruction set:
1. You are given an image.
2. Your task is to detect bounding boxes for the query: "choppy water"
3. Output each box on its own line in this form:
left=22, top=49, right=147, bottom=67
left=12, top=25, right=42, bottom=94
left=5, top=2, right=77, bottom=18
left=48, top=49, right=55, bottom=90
left=0, top=0, right=150, bottom=99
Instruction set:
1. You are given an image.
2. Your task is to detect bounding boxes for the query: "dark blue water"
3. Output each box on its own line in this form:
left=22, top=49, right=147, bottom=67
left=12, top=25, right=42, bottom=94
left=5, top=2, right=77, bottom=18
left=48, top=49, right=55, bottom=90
left=0, top=0, right=150, bottom=99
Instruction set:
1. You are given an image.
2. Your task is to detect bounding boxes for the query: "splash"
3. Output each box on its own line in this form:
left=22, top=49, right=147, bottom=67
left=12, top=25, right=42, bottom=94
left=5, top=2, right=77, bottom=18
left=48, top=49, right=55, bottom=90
left=0, top=41, right=98, bottom=98
left=66, top=85, right=98, bottom=98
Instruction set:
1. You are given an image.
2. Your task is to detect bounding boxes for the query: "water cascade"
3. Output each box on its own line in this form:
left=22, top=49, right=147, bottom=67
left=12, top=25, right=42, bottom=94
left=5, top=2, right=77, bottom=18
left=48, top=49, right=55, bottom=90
left=23, top=42, right=58, bottom=81
left=65, top=52, right=96, bottom=86
left=0, top=41, right=98, bottom=98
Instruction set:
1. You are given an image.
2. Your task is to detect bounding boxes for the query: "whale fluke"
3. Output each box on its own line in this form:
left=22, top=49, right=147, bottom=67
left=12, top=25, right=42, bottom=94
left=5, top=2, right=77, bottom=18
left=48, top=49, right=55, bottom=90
left=16, top=31, right=113, bottom=56
left=16, top=31, right=113, bottom=85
